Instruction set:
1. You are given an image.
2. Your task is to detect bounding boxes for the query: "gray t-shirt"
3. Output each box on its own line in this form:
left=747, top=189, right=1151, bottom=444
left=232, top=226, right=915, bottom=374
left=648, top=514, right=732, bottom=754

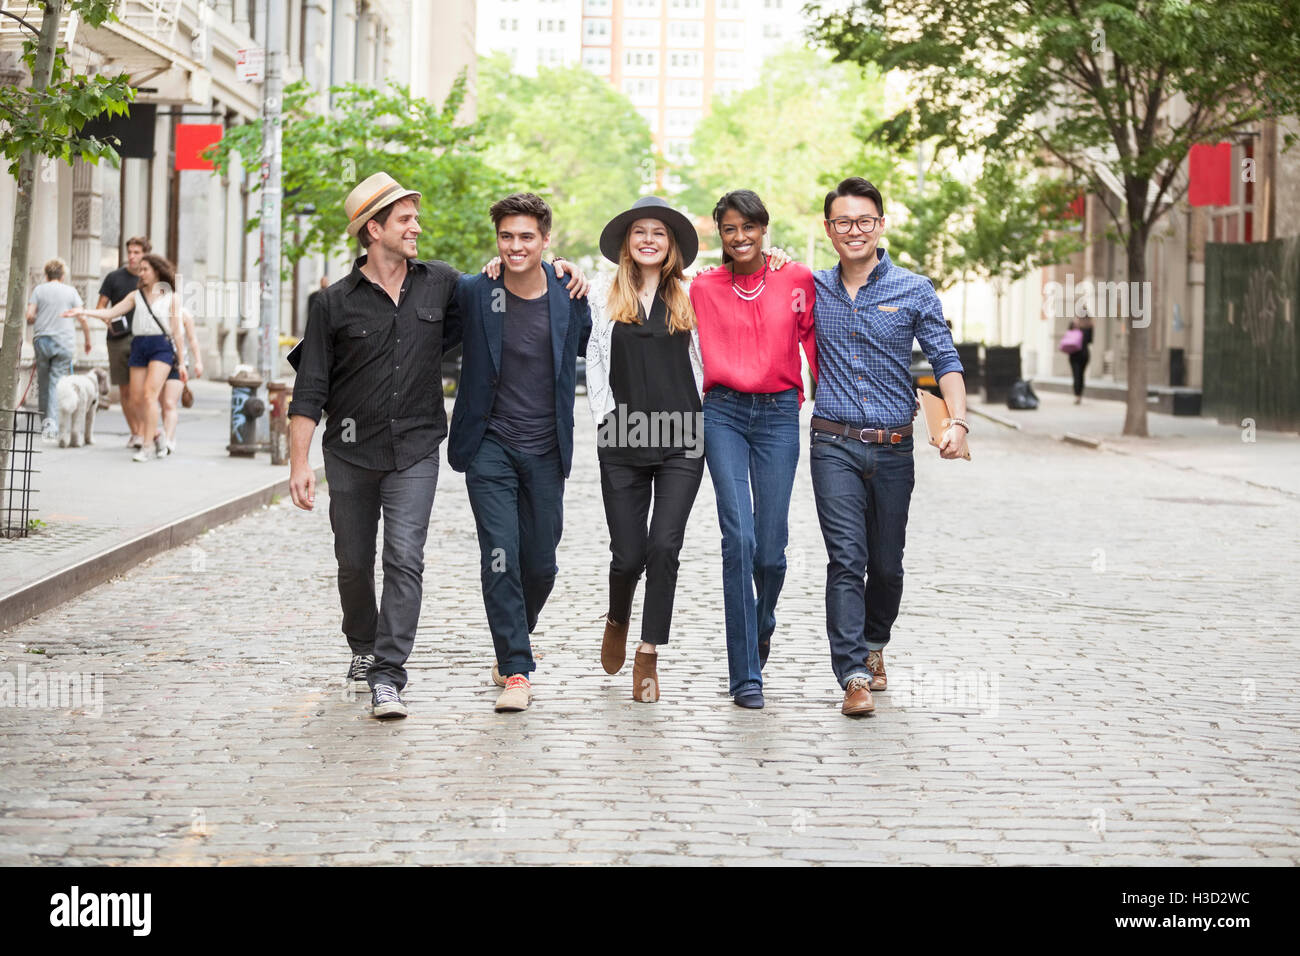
left=28, top=281, right=83, bottom=350
left=486, top=287, right=557, bottom=455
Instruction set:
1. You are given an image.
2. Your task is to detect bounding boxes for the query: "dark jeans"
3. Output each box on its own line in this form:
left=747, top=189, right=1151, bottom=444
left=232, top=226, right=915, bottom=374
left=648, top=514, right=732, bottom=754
left=324, top=449, right=440, bottom=691
left=1069, top=350, right=1089, bottom=396
left=702, top=386, right=801, bottom=696
left=465, top=436, right=565, bottom=678
left=600, top=452, right=705, bottom=645
left=809, top=430, right=915, bottom=689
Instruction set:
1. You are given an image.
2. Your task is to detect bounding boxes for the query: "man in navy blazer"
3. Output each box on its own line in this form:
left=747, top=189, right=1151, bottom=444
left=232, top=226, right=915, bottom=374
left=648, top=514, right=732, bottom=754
left=448, top=193, right=592, bottom=712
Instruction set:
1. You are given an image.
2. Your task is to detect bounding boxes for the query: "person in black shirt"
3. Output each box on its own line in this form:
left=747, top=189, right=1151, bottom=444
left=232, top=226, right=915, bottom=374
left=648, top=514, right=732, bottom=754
left=97, top=235, right=150, bottom=448
left=288, top=173, right=459, bottom=721
left=448, top=193, right=593, bottom=714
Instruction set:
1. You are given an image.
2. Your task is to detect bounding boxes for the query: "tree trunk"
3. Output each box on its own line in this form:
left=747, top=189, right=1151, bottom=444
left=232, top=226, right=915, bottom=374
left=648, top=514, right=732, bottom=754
left=1122, top=225, right=1150, bottom=437
left=0, top=0, right=64, bottom=497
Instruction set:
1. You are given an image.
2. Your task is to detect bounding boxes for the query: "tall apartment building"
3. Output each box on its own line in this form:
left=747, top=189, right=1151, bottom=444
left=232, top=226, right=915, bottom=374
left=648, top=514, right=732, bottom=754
left=477, top=0, right=582, bottom=74
left=477, top=0, right=808, bottom=161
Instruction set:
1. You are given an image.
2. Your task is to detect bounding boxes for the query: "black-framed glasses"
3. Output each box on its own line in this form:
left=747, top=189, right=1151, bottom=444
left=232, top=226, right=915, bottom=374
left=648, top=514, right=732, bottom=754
left=827, top=216, right=884, bottom=234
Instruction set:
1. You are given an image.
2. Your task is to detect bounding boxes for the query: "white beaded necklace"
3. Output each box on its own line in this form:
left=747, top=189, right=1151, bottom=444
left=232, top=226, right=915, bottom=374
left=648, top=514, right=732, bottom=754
left=730, top=254, right=768, bottom=301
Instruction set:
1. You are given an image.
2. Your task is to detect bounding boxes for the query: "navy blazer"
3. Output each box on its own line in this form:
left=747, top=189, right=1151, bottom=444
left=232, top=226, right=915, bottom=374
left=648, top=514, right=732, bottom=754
left=447, top=261, right=592, bottom=477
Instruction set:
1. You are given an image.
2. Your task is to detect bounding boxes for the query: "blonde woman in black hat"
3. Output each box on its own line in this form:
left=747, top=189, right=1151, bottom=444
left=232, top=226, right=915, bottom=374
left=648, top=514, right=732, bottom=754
left=582, top=197, right=707, bottom=703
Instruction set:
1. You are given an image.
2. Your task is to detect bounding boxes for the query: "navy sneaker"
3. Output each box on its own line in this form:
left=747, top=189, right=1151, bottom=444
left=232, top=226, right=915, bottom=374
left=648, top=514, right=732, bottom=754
left=371, top=683, right=408, bottom=720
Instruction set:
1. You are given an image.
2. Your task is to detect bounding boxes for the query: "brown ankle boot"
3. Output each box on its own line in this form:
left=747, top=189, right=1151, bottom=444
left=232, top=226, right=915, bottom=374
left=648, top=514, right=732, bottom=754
left=602, top=615, right=629, bottom=674
left=632, top=649, right=659, bottom=702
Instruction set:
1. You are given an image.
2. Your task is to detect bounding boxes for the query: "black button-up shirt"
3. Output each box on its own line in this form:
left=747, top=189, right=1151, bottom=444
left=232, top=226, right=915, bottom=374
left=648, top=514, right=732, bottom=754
left=288, top=256, right=463, bottom=470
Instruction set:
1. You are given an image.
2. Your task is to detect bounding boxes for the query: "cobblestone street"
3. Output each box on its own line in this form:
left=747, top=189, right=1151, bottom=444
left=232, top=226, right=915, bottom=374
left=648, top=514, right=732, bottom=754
left=2, top=404, right=1298, bottom=865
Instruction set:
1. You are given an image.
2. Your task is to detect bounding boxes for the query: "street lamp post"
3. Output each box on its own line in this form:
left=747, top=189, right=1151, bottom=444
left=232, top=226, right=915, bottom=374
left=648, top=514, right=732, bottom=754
left=256, top=0, right=285, bottom=442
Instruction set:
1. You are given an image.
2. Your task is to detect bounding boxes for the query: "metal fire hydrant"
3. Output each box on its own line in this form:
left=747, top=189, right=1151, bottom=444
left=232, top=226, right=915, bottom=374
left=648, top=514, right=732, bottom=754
left=227, top=369, right=265, bottom=457
left=267, top=380, right=292, bottom=466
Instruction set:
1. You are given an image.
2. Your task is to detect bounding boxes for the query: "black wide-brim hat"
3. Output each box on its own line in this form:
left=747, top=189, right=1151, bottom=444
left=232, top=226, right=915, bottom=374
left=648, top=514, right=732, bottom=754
left=599, top=196, right=698, bottom=268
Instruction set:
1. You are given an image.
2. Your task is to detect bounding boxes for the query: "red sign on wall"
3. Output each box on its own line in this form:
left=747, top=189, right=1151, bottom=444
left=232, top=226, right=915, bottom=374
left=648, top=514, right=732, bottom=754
left=175, top=124, right=223, bottom=171
left=1188, top=143, right=1231, bottom=207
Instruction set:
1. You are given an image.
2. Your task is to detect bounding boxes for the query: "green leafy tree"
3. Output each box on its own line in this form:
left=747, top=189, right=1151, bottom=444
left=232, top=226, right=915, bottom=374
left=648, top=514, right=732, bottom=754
left=208, top=74, right=520, bottom=273
left=1, top=0, right=134, bottom=495
left=810, top=0, right=1300, bottom=435
left=881, top=156, right=1081, bottom=297
left=476, top=55, right=655, bottom=262
left=681, top=47, right=888, bottom=269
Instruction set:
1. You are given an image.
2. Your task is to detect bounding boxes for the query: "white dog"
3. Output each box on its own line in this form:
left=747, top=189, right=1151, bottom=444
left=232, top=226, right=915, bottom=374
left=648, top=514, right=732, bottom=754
left=56, top=367, right=109, bottom=448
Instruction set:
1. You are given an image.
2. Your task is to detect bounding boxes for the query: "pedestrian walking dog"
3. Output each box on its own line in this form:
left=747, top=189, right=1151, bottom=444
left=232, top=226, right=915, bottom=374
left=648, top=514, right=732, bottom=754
left=55, top=367, right=109, bottom=448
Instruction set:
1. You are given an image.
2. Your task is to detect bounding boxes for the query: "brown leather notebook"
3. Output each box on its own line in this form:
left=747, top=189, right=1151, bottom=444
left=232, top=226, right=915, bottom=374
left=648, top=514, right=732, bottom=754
left=917, top=388, right=972, bottom=460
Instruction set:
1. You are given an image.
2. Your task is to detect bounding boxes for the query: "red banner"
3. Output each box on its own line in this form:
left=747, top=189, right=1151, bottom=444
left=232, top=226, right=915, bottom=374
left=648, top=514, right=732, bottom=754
left=175, top=124, right=223, bottom=171
left=1188, top=142, right=1231, bottom=207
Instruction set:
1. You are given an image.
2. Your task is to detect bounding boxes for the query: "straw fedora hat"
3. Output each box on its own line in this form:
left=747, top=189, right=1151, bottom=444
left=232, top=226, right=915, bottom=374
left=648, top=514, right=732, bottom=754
left=345, top=172, right=421, bottom=239
left=598, top=196, right=698, bottom=267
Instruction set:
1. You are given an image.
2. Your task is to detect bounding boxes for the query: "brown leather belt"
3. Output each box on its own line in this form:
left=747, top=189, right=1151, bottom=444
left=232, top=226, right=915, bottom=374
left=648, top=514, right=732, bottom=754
left=811, top=416, right=913, bottom=445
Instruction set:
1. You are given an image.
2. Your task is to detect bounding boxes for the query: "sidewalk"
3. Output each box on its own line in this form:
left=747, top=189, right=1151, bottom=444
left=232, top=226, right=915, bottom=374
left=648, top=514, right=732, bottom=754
left=0, top=380, right=323, bottom=629
left=968, top=388, right=1300, bottom=498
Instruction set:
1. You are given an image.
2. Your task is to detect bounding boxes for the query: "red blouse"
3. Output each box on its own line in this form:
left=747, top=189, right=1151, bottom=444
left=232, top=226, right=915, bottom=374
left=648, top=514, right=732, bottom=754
left=689, top=260, right=818, bottom=402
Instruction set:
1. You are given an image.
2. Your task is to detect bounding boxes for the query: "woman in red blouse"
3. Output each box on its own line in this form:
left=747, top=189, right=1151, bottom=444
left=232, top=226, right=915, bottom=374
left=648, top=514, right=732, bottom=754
left=688, top=191, right=817, bottom=709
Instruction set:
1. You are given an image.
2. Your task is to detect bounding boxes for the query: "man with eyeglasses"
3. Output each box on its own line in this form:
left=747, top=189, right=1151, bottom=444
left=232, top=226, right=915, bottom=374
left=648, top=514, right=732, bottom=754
left=810, top=176, right=969, bottom=718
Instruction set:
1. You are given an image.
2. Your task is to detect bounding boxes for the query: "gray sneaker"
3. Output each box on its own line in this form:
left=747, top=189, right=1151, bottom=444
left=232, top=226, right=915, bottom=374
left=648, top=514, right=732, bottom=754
left=371, top=683, right=408, bottom=720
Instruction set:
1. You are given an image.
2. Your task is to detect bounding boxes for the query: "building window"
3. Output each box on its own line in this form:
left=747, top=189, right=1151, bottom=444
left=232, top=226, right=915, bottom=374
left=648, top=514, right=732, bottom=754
left=715, top=21, right=742, bottom=47
left=627, top=0, right=662, bottom=14
left=584, top=18, right=610, bottom=42
left=667, top=79, right=701, bottom=104
left=623, top=77, right=659, bottom=105
left=624, top=49, right=660, bottom=74
left=668, top=50, right=702, bottom=75
left=624, top=20, right=658, bottom=44
left=667, top=21, right=703, bottom=45
left=715, top=51, right=741, bottom=77
left=762, top=23, right=782, bottom=39
left=583, top=48, right=611, bottom=72
left=669, top=0, right=703, bottom=14
left=665, top=109, right=701, bottom=137
left=1209, top=140, right=1257, bottom=243
left=584, top=0, right=611, bottom=12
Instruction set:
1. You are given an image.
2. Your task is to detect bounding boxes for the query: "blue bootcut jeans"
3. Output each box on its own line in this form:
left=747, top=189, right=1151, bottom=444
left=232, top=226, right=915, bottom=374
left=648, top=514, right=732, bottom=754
left=808, top=429, right=915, bottom=689
left=702, top=386, right=801, bottom=697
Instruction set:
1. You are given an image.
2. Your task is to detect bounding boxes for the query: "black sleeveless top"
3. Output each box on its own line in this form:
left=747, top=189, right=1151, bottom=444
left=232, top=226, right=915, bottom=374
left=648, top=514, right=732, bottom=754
left=600, top=291, right=700, bottom=465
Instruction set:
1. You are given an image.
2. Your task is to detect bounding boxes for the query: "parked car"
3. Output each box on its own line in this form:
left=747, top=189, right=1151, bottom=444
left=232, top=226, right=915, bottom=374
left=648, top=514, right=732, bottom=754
left=910, top=348, right=942, bottom=397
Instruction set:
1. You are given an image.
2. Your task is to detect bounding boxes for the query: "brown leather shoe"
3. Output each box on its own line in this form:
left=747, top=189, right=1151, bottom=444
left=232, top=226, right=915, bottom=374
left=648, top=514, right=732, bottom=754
left=632, top=649, right=659, bottom=702
left=866, top=650, right=887, bottom=691
left=602, top=615, right=629, bottom=674
left=841, top=676, right=875, bottom=716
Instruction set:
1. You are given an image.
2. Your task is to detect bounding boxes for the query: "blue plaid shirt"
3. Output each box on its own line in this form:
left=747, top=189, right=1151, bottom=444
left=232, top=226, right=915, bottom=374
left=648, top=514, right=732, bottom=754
left=812, top=249, right=962, bottom=429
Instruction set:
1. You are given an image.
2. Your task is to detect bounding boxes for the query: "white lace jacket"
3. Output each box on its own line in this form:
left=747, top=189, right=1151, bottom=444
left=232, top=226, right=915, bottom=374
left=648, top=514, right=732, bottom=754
left=584, top=271, right=704, bottom=425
